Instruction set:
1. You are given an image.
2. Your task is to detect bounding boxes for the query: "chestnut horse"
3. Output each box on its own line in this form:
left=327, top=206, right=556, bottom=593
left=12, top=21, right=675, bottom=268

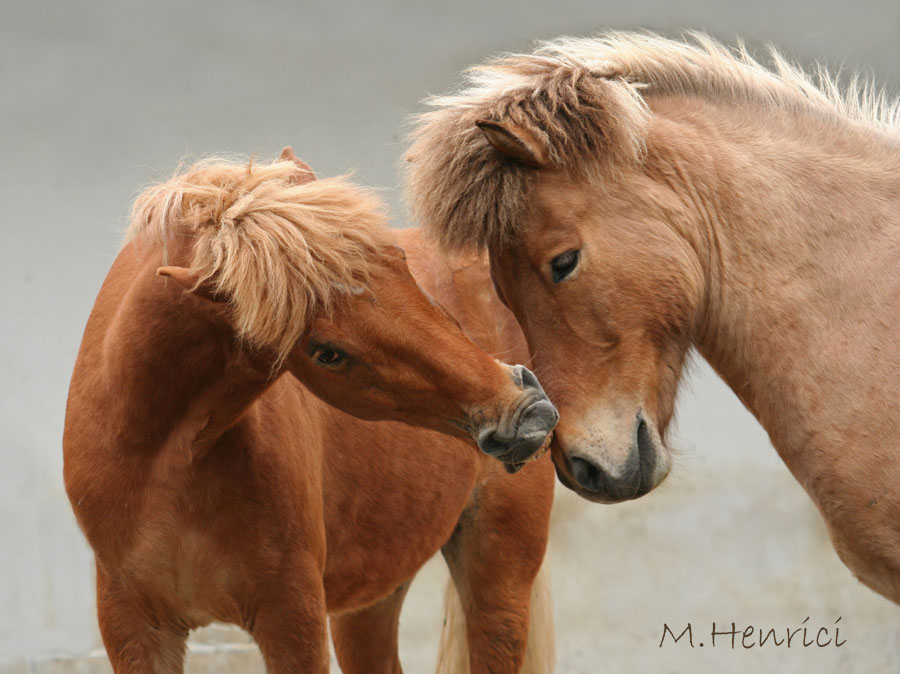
left=407, top=32, right=900, bottom=603
left=63, top=151, right=557, bottom=673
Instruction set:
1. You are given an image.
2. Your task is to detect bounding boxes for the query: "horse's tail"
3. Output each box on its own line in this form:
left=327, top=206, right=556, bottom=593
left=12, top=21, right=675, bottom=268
left=435, top=554, right=555, bottom=674
left=524, top=554, right=556, bottom=673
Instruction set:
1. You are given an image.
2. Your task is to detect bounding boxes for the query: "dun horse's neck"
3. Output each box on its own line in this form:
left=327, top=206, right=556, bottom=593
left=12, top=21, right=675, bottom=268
left=95, top=243, right=274, bottom=459
left=659, top=99, right=900, bottom=472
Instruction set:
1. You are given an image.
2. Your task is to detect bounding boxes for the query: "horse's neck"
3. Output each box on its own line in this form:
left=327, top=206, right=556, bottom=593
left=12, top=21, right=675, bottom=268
left=77, top=242, right=274, bottom=458
left=663, top=100, right=900, bottom=468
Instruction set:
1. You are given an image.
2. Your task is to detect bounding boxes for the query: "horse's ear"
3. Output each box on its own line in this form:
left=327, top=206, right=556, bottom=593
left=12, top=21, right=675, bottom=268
left=385, top=244, right=408, bottom=262
left=157, top=266, right=223, bottom=303
left=475, top=120, right=546, bottom=169
left=279, top=146, right=317, bottom=185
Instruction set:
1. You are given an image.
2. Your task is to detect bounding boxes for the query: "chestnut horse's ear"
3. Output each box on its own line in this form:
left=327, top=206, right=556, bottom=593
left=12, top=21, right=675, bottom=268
left=475, top=120, right=546, bottom=169
left=279, top=146, right=317, bottom=185
left=157, top=266, right=223, bottom=303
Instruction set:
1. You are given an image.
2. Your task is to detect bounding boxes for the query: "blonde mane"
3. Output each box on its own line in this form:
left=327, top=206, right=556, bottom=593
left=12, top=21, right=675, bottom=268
left=406, top=30, right=900, bottom=252
left=127, top=156, right=391, bottom=364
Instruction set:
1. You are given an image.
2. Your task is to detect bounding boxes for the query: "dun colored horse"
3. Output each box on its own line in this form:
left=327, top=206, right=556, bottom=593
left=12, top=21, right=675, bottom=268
left=407, top=32, right=900, bottom=603
left=63, top=150, right=557, bottom=673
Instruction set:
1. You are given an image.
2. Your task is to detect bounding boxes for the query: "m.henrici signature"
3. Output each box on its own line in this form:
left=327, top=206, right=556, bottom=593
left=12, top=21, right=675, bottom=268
left=659, top=618, right=846, bottom=649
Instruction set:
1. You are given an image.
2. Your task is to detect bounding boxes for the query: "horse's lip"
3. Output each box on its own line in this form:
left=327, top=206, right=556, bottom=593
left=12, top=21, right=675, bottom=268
left=502, top=432, right=552, bottom=473
left=552, top=457, right=644, bottom=504
left=530, top=432, right=553, bottom=461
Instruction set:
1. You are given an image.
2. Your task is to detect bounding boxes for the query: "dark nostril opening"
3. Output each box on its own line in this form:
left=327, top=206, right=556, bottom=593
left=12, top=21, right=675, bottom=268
left=636, top=415, right=653, bottom=457
left=570, top=455, right=604, bottom=493
left=517, top=366, right=540, bottom=391
left=477, top=429, right=501, bottom=457
left=635, top=413, right=657, bottom=490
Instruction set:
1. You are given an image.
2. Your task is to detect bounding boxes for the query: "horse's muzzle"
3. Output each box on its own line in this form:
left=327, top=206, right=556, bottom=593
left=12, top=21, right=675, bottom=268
left=476, top=365, right=559, bottom=472
left=553, top=411, right=669, bottom=502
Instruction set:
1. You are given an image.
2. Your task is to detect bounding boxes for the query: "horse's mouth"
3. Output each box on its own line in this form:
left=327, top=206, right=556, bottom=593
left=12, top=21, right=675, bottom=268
left=503, top=431, right=553, bottom=474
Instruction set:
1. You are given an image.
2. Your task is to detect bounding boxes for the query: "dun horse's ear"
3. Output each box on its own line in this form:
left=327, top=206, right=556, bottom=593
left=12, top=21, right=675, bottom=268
left=385, top=244, right=408, bottom=262
left=475, top=120, right=546, bottom=169
left=279, top=146, right=317, bottom=185
left=157, top=266, right=223, bottom=303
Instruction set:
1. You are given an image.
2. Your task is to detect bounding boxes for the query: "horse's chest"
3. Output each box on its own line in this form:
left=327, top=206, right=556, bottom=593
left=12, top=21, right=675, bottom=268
left=321, top=458, right=476, bottom=612
left=121, top=527, right=237, bottom=627
left=84, top=455, right=264, bottom=628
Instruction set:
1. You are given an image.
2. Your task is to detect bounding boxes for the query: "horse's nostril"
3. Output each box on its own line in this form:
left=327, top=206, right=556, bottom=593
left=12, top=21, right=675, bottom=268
left=635, top=414, right=658, bottom=491
left=636, top=416, right=649, bottom=451
left=567, top=451, right=643, bottom=501
left=518, top=365, right=541, bottom=391
left=570, top=455, right=604, bottom=493
left=518, top=399, right=559, bottom=435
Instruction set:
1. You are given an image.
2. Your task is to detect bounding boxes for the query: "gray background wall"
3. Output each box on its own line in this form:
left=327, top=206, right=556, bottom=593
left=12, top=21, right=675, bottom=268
left=2, top=1, right=899, bottom=672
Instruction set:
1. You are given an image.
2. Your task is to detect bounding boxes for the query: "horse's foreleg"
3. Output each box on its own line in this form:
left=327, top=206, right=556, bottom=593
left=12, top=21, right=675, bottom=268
left=95, top=562, right=188, bottom=674
left=250, top=564, right=330, bottom=673
left=329, top=581, right=411, bottom=674
left=439, top=469, right=553, bottom=674
left=441, top=543, right=532, bottom=674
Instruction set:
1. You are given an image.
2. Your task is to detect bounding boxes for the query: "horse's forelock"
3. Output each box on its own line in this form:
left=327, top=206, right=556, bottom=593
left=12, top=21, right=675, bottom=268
left=406, top=46, right=649, bottom=255
left=126, top=157, right=390, bottom=366
left=407, top=30, right=900, bottom=254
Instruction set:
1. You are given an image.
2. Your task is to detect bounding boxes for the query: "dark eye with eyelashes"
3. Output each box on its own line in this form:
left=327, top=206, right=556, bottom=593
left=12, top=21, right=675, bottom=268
left=550, top=249, right=580, bottom=283
left=311, top=347, right=346, bottom=368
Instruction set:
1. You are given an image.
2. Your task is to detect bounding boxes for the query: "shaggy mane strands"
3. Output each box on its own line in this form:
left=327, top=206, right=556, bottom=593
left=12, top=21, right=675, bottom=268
left=126, top=157, right=391, bottom=364
left=406, top=30, right=900, bottom=253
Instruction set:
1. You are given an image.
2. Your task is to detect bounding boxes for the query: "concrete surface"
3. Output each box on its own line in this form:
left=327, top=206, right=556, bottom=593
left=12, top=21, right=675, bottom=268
left=2, top=1, right=899, bottom=672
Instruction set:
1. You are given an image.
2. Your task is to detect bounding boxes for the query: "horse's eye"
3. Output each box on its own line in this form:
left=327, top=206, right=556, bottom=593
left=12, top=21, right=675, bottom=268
left=550, top=249, right=580, bottom=283
left=315, top=348, right=345, bottom=367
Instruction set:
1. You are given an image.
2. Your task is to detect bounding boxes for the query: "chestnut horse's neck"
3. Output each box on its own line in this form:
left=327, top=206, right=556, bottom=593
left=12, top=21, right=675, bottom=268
left=79, top=239, right=280, bottom=460
left=653, top=97, right=900, bottom=473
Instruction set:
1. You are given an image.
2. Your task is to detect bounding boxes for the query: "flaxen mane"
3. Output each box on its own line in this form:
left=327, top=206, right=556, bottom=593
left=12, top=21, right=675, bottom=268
left=127, top=157, right=391, bottom=363
left=406, top=31, right=900, bottom=252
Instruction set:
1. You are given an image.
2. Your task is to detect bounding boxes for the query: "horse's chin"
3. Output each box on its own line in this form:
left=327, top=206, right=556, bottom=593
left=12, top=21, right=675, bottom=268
left=504, top=461, right=525, bottom=474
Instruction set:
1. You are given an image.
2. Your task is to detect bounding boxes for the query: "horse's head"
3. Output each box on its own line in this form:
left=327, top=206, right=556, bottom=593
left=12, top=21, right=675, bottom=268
left=406, top=46, right=708, bottom=501
left=150, top=150, right=557, bottom=468
left=283, top=243, right=558, bottom=468
left=484, top=163, right=702, bottom=501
